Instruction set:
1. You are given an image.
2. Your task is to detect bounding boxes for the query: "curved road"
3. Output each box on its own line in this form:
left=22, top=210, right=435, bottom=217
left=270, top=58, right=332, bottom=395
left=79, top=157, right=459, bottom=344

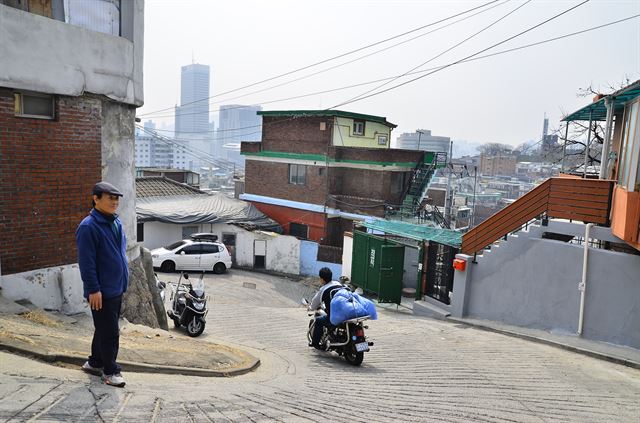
left=1, top=270, right=639, bottom=422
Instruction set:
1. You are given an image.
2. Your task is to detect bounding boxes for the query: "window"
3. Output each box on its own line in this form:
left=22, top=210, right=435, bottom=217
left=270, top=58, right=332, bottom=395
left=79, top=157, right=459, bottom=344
left=200, top=244, right=220, bottom=254
left=378, top=135, right=388, bottom=145
left=180, top=245, right=202, bottom=255
left=289, top=164, right=307, bottom=185
left=618, top=100, right=640, bottom=191
left=222, top=233, right=236, bottom=246
left=14, top=92, right=55, bottom=119
left=182, top=226, right=199, bottom=239
left=289, top=222, right=309, bottom=239
left=136, top=222, right=144, bottom=242
left=353, top=120, right=365, bottom=136
left=164, top=240, right=186, bottom=250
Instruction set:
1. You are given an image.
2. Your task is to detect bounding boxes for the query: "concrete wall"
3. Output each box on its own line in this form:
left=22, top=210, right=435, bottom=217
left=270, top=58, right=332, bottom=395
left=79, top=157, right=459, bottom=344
left=300, top=241, right=342, bottom=278
left=0, top=1, right=144, bottom=106
left=0, top=264, right=89, bottom=315
left=452, top=222, right=640, bottom=349
left=140, top=221, right=301, bottom=275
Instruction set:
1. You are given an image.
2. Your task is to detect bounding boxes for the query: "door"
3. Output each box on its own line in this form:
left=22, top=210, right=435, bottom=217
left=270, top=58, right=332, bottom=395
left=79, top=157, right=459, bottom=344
left=176, top=244, right=202, bottom=270
left=425, top=242, right=458, bottom=305
left=378, top=244, right=405, bottom=304
left=254, top=240, right=266, bottom=269
left=199, top=244, right=220, bottom=270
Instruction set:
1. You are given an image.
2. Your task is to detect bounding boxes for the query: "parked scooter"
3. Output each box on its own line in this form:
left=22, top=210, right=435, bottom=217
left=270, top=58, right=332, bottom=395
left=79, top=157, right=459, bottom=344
left=167, top=272, right=208, bottom=337
left=302, top=297, right=373, bottom=366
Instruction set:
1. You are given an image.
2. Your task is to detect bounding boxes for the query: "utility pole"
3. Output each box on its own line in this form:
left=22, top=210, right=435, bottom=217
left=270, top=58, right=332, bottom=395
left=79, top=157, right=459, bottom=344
left=417, top=130, right=425, bottom=151
left=471, top=165, right=477, bottom=228
left=444, top=140, right=453, bottom=226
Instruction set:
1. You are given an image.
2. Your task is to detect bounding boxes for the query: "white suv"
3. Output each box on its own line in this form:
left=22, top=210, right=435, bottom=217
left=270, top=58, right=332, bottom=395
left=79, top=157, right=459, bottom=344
left=151, top=234, right=232, bottom=274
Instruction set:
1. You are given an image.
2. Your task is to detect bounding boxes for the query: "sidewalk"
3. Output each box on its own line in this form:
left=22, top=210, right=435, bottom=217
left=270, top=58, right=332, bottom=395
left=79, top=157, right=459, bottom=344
left=0, top=297, right=259, bottom=377
left=401, top=296, right=640, bottom=369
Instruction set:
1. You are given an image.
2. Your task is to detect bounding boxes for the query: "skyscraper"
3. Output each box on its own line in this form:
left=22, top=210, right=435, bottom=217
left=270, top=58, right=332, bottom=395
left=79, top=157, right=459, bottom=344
left=216, top=104, right=262, bottom=165
left=175, top=64, right=210, bottom=135
left=173, top=63, right=212, bottom=171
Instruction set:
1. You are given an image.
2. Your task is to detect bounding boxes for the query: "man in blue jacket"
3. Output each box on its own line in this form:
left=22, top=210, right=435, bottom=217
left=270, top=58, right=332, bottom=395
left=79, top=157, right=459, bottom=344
left=76, top=181, right=129, bottom=387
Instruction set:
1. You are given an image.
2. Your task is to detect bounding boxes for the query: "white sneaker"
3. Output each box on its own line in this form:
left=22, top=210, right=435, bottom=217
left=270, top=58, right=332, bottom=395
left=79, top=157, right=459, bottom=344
left=102, top=372, right=126, bottom=387
left=81, top=361, right=103, bottom=376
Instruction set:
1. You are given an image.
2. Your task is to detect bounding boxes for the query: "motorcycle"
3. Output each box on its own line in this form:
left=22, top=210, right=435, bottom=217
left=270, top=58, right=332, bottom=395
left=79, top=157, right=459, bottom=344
left=154, top=272, right=166, bottom=302
left=302, top=297, right=374, bottom=366
left=167, top=272, right=208, bottom=337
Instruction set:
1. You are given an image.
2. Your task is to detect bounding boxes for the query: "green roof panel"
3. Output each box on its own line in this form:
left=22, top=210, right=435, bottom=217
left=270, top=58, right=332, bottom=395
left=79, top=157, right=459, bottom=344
left=361, top=219, right=462, bottom=248
left=563, top=80, right=640, bottom=122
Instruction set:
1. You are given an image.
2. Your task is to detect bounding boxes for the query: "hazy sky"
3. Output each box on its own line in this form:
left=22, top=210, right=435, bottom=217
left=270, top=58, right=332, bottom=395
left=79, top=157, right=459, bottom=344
left=137, top=0, right=640, bottom=146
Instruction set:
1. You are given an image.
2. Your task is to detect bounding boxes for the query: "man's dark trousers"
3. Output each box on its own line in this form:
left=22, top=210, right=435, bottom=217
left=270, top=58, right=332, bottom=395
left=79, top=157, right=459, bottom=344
left=312, top=314, right=330, bottom=347
left=88, top=294, right=122, bottom=376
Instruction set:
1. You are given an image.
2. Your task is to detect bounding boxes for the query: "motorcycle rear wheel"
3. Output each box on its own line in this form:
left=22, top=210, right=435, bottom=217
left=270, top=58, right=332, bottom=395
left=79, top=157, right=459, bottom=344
left=187, top=317, right=205, bottom=337
left=344, top=348, right=364, bottom=366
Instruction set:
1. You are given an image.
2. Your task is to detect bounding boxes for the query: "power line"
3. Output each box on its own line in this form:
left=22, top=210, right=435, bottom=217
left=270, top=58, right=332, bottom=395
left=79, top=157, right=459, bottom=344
left=330, top=0, right=591, bottom=109
left=138, top=0, right=500, bottom=117
left=139, top=13, right=639, bottom=128
left=140, top=0, right=511, bottom=119
left=136, top=125, right=239, bottom=171
left=341, top=0, right=531, bottom=107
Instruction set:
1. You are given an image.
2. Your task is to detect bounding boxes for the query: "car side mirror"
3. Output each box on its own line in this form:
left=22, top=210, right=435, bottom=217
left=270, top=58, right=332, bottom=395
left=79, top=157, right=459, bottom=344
left=180, top=251, right=186, bottom=255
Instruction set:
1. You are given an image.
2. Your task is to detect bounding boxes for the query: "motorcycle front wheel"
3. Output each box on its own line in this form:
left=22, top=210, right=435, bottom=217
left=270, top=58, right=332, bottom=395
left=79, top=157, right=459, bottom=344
left=343, top=347, right=364, bottom=366
left=187, top=316, right=205, bottom=337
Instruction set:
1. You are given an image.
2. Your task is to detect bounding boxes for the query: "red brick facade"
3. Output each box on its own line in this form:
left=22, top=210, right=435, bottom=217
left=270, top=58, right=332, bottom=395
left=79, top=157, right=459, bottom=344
left=0, top=89, right=102, bottom=274
left=261, top=116, right=333, bottom=154
left=245, top=160, right=328, bottom=205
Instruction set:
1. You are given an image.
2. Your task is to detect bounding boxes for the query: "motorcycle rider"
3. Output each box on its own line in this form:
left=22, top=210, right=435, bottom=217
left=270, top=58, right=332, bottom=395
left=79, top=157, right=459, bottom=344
left=309, top=267, right=344, bottom=350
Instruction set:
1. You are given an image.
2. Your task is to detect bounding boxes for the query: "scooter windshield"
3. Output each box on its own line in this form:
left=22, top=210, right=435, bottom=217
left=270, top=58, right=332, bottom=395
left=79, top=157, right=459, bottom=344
left=191, top=278, right=205, bottom=297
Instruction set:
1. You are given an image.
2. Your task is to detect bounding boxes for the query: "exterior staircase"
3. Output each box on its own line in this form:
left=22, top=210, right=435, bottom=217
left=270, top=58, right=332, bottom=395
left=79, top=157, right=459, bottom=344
left=395, top=152, right=447, bottom=224
left=461, top=177, right=615, bottom=255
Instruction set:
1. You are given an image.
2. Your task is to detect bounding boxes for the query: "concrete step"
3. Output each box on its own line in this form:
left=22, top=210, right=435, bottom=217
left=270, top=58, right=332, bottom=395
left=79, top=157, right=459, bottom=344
left=413, top=300, right=451, bottom=320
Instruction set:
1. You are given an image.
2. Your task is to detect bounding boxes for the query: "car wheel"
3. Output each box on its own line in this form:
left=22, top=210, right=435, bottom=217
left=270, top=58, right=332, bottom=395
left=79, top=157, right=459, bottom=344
left=160, top=261, right=175, bottom=272
left=213, top=262, right=226, bottom=274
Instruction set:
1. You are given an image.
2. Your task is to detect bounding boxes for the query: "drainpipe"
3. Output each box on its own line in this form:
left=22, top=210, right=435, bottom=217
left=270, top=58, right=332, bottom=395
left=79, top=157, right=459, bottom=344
left=577, top=223, right=593, bottom=336
left=599, top=97, right=615, bottom=179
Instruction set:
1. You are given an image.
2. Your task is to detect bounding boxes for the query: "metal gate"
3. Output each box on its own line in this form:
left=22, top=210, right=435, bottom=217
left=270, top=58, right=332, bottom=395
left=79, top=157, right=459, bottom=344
left=425, top=241, right=458, bottom=305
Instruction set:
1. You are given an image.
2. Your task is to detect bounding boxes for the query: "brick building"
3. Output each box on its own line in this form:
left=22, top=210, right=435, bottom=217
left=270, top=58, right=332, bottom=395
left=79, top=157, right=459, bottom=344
left=0, top=1, right=144, bottom=311
left=240, top=110, right=426, bottom=247
left=479, top=153, right=517, bottom=176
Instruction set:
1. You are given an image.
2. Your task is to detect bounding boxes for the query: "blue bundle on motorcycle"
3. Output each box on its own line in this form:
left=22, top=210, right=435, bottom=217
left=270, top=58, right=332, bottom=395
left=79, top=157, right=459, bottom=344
left=329, top=289, right=378, bottom=326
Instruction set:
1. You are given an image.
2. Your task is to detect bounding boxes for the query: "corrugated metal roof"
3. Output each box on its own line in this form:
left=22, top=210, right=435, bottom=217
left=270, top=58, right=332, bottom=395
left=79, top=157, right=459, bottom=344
left=361, top=220, right=462, bottom=248
left=136, top=177, right=206, bottom=198
left=563, top=79, right=640, bottom=122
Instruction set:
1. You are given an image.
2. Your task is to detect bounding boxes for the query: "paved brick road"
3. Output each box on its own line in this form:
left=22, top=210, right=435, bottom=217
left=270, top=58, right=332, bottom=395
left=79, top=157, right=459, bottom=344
left=1, top=270, right=638, bottom=422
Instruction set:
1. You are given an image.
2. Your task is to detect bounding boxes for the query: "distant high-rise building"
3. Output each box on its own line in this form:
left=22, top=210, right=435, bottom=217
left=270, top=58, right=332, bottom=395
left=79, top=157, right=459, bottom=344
left=134, top=120, right=173, bottom=168
left=175, top=64, right=210, bottom=135
left=173, top=63, right=213, bottom=170
left=216, top=104, right=262, bottom=166
left=541, top=114, right=558, bottom=152
left=394, top=129, right=449, bottom=153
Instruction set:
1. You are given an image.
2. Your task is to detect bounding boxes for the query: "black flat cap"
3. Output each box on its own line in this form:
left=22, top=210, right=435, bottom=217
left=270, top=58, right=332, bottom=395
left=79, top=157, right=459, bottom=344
left=92, top=181, right=123, bottom=197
